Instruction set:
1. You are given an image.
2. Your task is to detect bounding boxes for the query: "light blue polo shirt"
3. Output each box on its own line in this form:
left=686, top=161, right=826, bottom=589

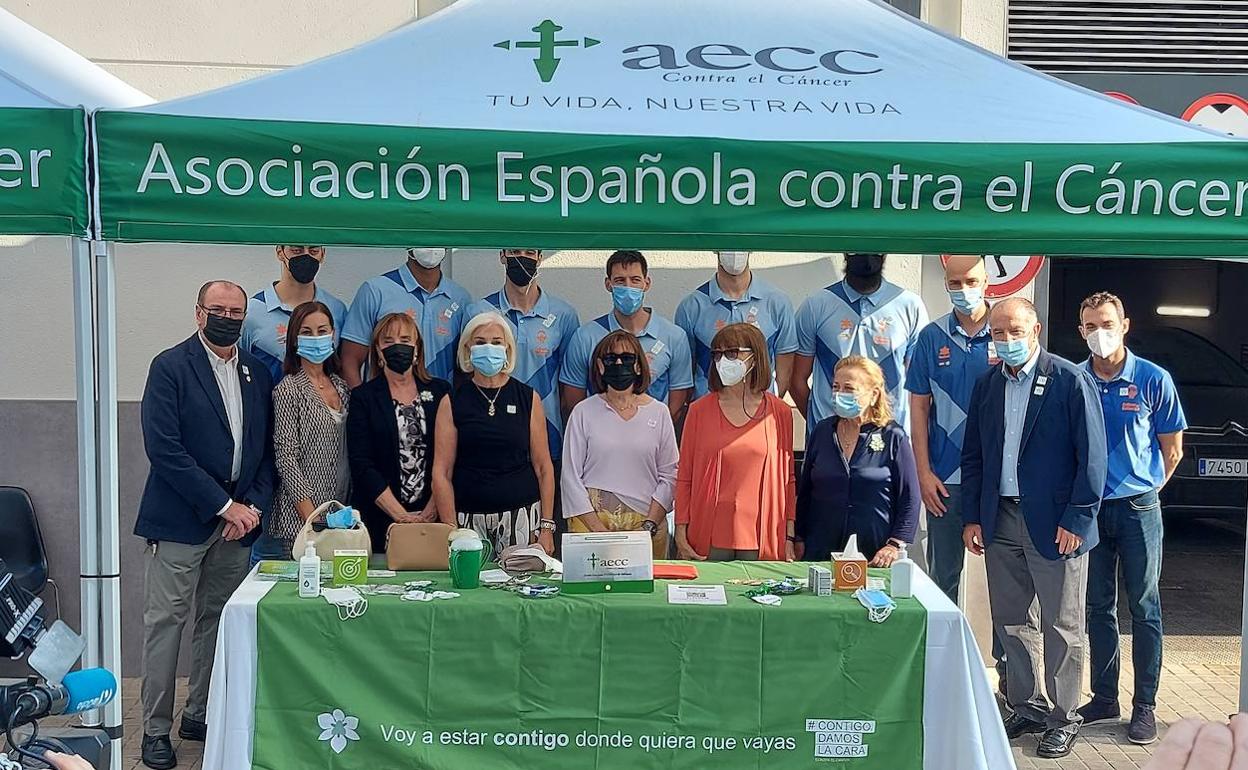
left=341, top=266, right=473, bottom=382
left=796, top=279, right=928, bottom=433
left=469, top=288, right=581, bottom=456
left=1084, top=349, right=1186, bottom=500
left=560, top=310, right=694, bottom=402
left=240, top=284, right=348, bottom=385
left=905, top=312, right=995, bottom=484
left=674, top=275, right=798, bottom=399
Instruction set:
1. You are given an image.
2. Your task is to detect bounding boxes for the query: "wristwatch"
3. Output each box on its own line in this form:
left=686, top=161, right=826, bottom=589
left=537, top=519, right=557, bottom=533
left=886, top=538, right=905, bottom=550
left=785, top=535, right=799, bottom=543
left=641, top=520, right=659, bottom=537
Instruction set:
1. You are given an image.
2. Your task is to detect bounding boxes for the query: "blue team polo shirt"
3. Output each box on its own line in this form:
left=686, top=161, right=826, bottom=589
left=796, top=279, right=928, bottom=433
left=240, top=284, right=348, bottom=384
left=1084, top=349, right=1187, bottom=499
left=469, top=288, right=581, bottom=456
left=559, top=309, right=694, bottom=402
left=341, top=266, right=473, bottom=382
left=904, top=312, right=995, bottom=484
left=674, top=275, right=798, bottom=399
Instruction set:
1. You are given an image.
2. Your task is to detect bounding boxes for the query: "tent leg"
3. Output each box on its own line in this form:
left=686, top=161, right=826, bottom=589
left=71, top=237, right=101, bottom=726
left=1240, top=491, right=1248, bottom=713
left=94, top=240, right=123, bottom=767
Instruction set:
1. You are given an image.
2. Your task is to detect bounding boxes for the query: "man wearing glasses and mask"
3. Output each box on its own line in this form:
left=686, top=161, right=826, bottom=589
left=135, top=281, right=275, bottom=770
left=240, top=245, right=348, bottom=385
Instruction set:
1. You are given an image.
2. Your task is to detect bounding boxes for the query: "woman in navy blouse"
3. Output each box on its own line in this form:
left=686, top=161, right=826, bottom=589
left=796, top=355, right=920, bottom=566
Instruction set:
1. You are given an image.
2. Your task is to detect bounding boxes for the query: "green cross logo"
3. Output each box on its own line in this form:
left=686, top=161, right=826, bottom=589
left=495, top=20, right=600, bottom=83
left=587, top=553, right=599, bottom=569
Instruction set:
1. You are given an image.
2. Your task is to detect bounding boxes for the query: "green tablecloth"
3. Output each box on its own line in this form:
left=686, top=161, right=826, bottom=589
left=252, top=562, right=926, bottom=769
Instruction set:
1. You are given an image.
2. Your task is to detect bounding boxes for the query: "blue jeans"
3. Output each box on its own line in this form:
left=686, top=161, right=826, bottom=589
left=1086, top=489, right=1164, bottom=708
left=927, top=484, right=1006, bottom=668
left=249, top=531, right=292, bottom=568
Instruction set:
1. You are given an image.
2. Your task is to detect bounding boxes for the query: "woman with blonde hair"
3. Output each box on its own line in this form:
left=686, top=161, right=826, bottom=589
left=674, top=322, right=796, bottom=562
left=795, top=355, right=920, bottom=566
left=432, top=311, right=557, bottom=555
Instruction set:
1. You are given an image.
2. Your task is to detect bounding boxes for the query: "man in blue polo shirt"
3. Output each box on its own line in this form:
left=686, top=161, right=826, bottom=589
left=560, top=250, right=693, bottom=421
left=470, top=248, right=580, bottom=456
left=674, top=250, right=798, bottom=399
left=340, top=248, right=473, bottom=386
left=1075, top=292, right=1185, bottom=746
left=240, top=245, right=348, bottom=384
left=793, top=253, right=928, bottom=434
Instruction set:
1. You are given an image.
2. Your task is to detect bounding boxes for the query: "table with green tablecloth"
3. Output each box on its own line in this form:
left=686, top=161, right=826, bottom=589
left=203, top=562, right=1013, bottom=770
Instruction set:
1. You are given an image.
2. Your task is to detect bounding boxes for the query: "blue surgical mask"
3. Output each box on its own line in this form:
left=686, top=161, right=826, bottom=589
left=611, top=286, right=645, bottom=316
left=948, top=287, right=983, bottom=315
left=833, top=392, right=863, bottom=419
left=326, top=506, right=355, bottom=529
left=997, top=337, right=1033, bottom=367
left=296, top=333, right=335, bottom=364
left=470, top=343, right=508, bottom=376
left=854, top=588, right=896, bottom=623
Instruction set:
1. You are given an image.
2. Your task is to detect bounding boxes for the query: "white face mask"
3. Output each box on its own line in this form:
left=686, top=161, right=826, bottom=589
left=718, top=251, right=750, bottom=276
left=1085, top=328, right=1122, bottom=359
left=408, top=248, right=447, bottom=269
left=322, top=587, right=368, bottom=621
left=716, top=356, right=752, bottom=387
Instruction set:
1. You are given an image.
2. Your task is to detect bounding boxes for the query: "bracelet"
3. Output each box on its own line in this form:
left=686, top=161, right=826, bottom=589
left=537, top=519, right=557, bottom=532
left=785, top=535, right=799, bottom=543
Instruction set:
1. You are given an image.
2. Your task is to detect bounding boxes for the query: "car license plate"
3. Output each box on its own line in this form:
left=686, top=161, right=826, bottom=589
left=1199, top=458, right=1248, bottom=478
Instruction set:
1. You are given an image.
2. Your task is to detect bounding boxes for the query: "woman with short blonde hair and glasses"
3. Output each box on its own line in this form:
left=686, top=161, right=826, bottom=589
left=795, top=355, right=920, bottom=566
left=675, top=322, right=796, bottom=562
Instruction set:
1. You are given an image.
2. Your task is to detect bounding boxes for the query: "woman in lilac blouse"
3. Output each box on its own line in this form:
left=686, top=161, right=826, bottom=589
left=561, top=330, right=679, bottom=558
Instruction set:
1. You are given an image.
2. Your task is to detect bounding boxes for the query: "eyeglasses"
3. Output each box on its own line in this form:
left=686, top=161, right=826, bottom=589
left=198, top=304, right=246, bottom=320
left=600, top=353, right=638, bottom=366
left=711, top=347, right=752, bottom=361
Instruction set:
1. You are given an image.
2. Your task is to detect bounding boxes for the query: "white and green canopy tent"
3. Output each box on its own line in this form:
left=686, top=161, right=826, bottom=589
left=0, top=9, right=149, bottom=768
left=93, top=0, right=1246, bottom=254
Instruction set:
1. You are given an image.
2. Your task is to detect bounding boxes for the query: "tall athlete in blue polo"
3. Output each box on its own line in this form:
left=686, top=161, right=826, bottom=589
left=561, top=250, right=693, bottom=421
left=674, top=250, right=798, bottom=399
left=793, top=253, right=928, bottom=434
left=1075, top=292, right=1185, bottom=746
left=469, top=248, right=580, bottom=457
left=340, top=248, right=473, bottom=386
left=240, top=245, right=347, bottom=385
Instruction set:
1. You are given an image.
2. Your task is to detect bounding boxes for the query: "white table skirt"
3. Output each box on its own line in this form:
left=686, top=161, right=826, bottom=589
left=204, top=568, right=1014, bottom=770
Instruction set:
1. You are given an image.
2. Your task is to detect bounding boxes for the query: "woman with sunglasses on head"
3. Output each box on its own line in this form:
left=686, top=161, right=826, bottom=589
left=561, top=330, right=679, bottom=558
left=674, top=323, right=796, bottom=562
left=794, top=356, right=920, bottom=567
left=345, top=312, right=452, bottom=553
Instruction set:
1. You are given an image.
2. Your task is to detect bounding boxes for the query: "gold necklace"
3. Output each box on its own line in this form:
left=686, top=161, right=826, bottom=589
left=475, top=383, right=501, bottom=417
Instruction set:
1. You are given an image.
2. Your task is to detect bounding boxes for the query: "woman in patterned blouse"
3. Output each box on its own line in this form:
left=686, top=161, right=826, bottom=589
left=268, top=301, right=353, bottom=558
left=346, top=312, right=451, bottom=553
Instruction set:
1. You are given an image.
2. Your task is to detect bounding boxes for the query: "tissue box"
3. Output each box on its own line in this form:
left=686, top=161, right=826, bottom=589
left=561, top=532, right=654, bottom=594
left=832, top=553, right=867, bottom=592
left=808, top=565, right=833, bottom=596
left=332, top=550, right=368, bottom=587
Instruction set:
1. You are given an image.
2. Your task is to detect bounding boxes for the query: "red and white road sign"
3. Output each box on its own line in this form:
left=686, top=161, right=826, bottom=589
left=940, top=255, right=1046, bottom=298
left=1182, top=93, right=1248, bottom=137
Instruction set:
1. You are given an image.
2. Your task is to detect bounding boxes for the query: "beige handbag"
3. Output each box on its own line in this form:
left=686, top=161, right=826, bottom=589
left=385, top=523, right=454, bottom=570
left=292, top=501, right=373, bottom=561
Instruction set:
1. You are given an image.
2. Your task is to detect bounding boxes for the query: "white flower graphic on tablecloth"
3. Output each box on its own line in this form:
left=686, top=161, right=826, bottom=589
left=317, top=709, right=360, bottom=754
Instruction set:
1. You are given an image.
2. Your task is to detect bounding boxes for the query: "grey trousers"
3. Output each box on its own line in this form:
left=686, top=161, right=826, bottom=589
left=985, top=499, right=1088, bottom=727
left=141, top=521, right=250, bottom=736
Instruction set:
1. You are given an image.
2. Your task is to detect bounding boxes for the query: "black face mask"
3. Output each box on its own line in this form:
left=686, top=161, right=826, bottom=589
left=382, top=343, right=416, bottom=374
left=602, top=361, right=639, bottom=392
left=505, top=257, right=539, bottom=287
left=845, top=253, right=885, bottom=278
left=287, top=254, right=321, bottom=284
left=202, top=313, right=243, bottom=347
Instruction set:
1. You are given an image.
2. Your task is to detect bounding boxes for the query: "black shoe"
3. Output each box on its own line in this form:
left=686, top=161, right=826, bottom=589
left=1128, top=706, right=1158, bottom=744
left=1076, top=698, right=1122, bottom=725
left=1003, top=712, right=1046, bottom=739
left=178, top=715, right=207, bottom=742
left=1037, top=724, right=1079, bottom=759
left=141, top=734, right=177, bottom=770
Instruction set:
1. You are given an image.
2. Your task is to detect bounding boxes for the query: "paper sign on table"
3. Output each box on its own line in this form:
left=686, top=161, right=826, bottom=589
left=667, top=584, right=727, bottom=605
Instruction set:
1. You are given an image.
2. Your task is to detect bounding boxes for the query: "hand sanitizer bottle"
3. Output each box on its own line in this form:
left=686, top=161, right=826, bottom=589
left=891, top=544, right=914, bottom=599
left=299, top=542, right=321, bottom=599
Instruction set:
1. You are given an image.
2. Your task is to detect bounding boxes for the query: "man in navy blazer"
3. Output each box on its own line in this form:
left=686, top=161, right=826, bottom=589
left=136, top=281, right=274, bottom=770
left=961, top=297, right=1106, bottom=760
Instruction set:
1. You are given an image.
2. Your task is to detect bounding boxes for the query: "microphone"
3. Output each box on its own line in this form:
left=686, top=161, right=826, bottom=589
left=11, top=668, right=117, bottom=724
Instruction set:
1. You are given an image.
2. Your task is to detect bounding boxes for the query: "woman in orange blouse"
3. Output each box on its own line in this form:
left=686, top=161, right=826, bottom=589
left=675, top=323, right=796, bottom=562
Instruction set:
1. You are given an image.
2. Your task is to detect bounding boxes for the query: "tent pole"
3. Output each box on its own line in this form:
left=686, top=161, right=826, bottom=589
left=71, top=236, right=101, bottom=725
left=93, top=239, right=123, bottom=766
left=1240, top=491, right=1248, bottom=713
